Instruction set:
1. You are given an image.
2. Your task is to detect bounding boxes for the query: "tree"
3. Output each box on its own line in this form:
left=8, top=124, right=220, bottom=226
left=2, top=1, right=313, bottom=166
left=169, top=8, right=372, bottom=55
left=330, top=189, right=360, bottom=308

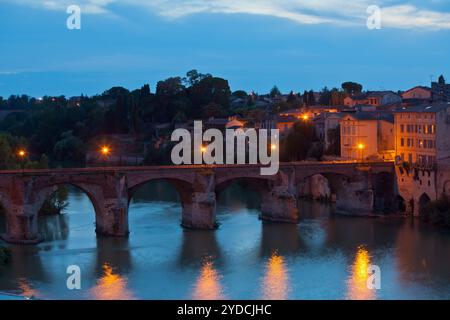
left=202, top=103, right=223, bottom=119
left=438, top=75, right=446, bottom=85
left=325, top=125, right=341, bottom=156
left=270, top=86, right=281, bottom=98
left=53, top=131, right=86, bottom=165
left=341, top=82, right=363, bottom=95
left=232, top=90, right=248, bottom=99
left=38, top=186, right=69, bottom=216
left=184, top=70, right=212, bottom=87
left=0, top=134, right=15, bottom=169
left=189, top=77, right=231, bottom=118
left=280, top=122, right=318, bottom=161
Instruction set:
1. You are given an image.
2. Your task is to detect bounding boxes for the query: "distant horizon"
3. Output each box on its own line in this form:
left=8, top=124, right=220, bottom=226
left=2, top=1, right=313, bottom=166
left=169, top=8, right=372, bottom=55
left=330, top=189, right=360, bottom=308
left=0, top=70, right=440, bottom=98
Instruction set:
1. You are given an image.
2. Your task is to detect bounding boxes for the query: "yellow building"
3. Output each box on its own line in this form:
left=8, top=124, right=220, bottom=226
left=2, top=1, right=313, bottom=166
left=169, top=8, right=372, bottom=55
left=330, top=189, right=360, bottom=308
left=394, top=103, right=450, bottom=168
left=340, top=113, right=395, bottom=161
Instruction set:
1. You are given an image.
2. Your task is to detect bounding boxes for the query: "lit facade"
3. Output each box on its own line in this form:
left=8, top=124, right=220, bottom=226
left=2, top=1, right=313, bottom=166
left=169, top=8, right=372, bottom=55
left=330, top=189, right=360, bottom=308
left=394, top=103, right=450, bottom=168
left=340, top=113, right=394, bottom=161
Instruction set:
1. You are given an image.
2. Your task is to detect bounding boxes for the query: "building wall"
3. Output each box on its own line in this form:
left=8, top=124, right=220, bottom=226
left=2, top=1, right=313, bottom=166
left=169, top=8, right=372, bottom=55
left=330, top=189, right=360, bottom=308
left=394, top=112, right=437, bottom=167
left=402, top=87, right=431, bottom=100
left=340, top=117, right=378, bottom=160
left=435, top=107, right=450, bottom=161
left=378, top=120, right=395, bottom=160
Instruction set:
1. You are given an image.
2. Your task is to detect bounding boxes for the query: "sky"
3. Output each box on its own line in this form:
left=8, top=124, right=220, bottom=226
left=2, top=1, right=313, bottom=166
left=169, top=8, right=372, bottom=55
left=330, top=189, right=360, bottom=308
left=0, top=0, right=450, bottom=97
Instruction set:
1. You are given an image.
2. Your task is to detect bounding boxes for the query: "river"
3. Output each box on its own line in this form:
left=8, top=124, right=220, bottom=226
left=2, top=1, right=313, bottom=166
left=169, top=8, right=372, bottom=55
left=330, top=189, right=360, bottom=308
left=1, top=181, right=450, bottom=300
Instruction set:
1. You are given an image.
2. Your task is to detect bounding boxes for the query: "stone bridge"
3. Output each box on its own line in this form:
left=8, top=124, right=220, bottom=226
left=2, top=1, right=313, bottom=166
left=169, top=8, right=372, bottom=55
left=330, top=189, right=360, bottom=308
left=0, top=162, right=394, bottom=244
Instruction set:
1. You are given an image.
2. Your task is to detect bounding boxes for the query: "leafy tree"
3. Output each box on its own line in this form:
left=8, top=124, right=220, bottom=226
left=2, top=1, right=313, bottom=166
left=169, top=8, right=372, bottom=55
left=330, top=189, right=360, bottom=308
left=38, top=186, right=69, bottom=216
left=232, top=90, right=248, bottom=99
left=53, top=131, right=86, bottom=165
left=280, top=122, right=318, bottom=161
left=184, top=70, right=212, bottom=86
left=325, top=125, right=341, bottom=155
left=189, top=77, right=231, bottom=118
left=202, top=103, right=223, bottom=119
left=341, top=82, right=363, bottom=95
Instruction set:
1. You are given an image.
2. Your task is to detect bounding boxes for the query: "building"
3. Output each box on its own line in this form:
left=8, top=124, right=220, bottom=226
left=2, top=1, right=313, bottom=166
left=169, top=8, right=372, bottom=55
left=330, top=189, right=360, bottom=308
left=401, top=86, right=431, bottom=101
left=394, top=102, right=450, bottom=215
left=344, top=91, right=401, bottom=108
left=276, top=115, right=299, bottom=135
left=431, top=81, right=450, bottom=102
left=394, top=102, right=450, bottom=168
left=340, top=112, right=395, bottom=161
left=313, top=112, right=343, bottom=148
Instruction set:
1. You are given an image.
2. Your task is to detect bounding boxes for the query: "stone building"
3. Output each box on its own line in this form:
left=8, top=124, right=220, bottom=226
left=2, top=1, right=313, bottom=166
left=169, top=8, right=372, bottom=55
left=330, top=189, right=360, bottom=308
left=344, top=91, right=402, bottom=108
left=401, top=86, right=431, bottom=101
left=394, top=103, right=450, bottom=167
left=340, top=112, right=395, bottom=161
left=394, top=102, right=450, bottom=215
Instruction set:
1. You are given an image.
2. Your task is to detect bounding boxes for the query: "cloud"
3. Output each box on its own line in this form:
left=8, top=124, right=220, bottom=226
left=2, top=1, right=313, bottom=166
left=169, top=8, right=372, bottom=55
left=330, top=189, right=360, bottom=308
left=6, top=0, right=450, bottom=30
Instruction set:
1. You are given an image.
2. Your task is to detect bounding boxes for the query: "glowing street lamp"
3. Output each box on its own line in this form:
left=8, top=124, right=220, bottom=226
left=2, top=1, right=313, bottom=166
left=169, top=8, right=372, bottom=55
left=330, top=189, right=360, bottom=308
left=301, top=114, right=309, bottom=121
left=357, top=143, right=365, bottom=161
left=271, top=144, right=277, bottom=151
left=17, top=149, right=27, bottom=169
left=201, top=146, right=207, bottom=153
left=100, top=146, right=111, bottom=156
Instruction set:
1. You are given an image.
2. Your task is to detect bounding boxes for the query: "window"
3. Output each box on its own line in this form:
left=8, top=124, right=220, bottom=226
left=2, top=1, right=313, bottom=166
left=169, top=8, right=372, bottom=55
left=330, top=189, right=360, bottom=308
left=400, top=124, right=404, bottom=133
left=401, top=138, right=405, bottom=147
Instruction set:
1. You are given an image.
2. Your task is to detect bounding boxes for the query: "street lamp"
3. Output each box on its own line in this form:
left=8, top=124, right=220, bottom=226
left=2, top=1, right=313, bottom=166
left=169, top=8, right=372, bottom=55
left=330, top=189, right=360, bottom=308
left=100, top=146, right=111, bottom=156
left=301, top=114, right=309, bottom=121
left=357, top=143, right=365, bottom=161
left=17, top=149, right=27, bottom=169
left=100, top=146, right=111, bottom=166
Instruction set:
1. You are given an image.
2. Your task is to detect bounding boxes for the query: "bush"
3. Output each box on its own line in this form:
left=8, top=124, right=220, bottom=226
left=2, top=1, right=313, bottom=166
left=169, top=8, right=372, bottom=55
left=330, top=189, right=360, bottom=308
left=0, top=246, right=11, bottom=265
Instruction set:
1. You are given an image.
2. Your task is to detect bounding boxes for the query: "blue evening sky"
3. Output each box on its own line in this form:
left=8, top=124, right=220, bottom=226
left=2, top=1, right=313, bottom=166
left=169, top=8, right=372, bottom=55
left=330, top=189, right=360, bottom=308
left=0, top=0, right=449, bottom=97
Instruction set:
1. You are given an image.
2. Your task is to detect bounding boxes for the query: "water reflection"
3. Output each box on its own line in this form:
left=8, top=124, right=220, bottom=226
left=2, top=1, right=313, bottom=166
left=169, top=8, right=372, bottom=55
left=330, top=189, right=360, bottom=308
left=260, top=223, right=304, bottom=257
left=179, top=230, right=222, bottom=266
left=90, top=264, right=135, bottom=300
left=0, top=245, right=48, bottom=293
left=17, top=278, right=39, bottom=299
left=261, top=252, right=290, bottom=300
left=38, top=214, right=70, bottom=242
left=346, top=246, right=376, bottom=300
left=192, top=258, right=226, bottom=300
left=95, top=237, right=133, bottom=274
left=395, top=220, right=450, bottom=287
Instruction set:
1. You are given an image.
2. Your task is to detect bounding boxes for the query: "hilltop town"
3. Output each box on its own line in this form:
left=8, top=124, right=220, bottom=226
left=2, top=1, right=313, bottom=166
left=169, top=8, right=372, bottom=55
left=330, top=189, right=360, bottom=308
left=0, top=71, right=450, bottom=220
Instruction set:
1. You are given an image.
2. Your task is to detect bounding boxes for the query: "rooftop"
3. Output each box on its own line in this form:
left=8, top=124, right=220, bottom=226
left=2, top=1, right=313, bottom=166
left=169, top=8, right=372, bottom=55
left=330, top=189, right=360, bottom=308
left=394, top=102, right=450, bottom=113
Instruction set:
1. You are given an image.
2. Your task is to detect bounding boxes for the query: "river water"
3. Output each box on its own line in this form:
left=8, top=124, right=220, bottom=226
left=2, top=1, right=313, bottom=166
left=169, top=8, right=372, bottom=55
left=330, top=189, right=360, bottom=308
left=1, top=181, right=450, bottom=300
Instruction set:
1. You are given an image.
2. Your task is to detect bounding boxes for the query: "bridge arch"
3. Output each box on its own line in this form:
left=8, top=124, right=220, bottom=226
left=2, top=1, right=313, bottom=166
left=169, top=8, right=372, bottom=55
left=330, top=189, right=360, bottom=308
left=127, top=178, right=194, bottom=226
left=419, top=193, right=432, bottom=216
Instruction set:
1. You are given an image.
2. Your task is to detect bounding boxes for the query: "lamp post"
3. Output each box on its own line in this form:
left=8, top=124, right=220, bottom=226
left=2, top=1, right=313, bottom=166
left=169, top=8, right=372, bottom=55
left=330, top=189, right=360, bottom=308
left=100, top=146, right=111, bottom=166
left=17, top=149, right=27, bottom=170
left=357, top=143, right=365, bottom=162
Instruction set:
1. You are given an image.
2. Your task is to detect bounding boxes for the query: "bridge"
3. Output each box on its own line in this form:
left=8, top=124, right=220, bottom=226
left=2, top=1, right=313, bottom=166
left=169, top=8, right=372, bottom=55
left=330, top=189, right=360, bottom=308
left=0, top=161, right=394, bottom=244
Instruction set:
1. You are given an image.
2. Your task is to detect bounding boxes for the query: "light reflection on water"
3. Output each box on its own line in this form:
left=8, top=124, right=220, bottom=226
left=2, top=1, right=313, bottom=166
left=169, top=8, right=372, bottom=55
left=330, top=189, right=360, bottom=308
left=261, top=252, right=290, bottom=300
left=1, top=182, right=450, bottom=299
left=192, top=258, right=226, bottom=300
left=346, top=246, right=376, bottom=300
left=90, top=264, right=135, bottom=300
